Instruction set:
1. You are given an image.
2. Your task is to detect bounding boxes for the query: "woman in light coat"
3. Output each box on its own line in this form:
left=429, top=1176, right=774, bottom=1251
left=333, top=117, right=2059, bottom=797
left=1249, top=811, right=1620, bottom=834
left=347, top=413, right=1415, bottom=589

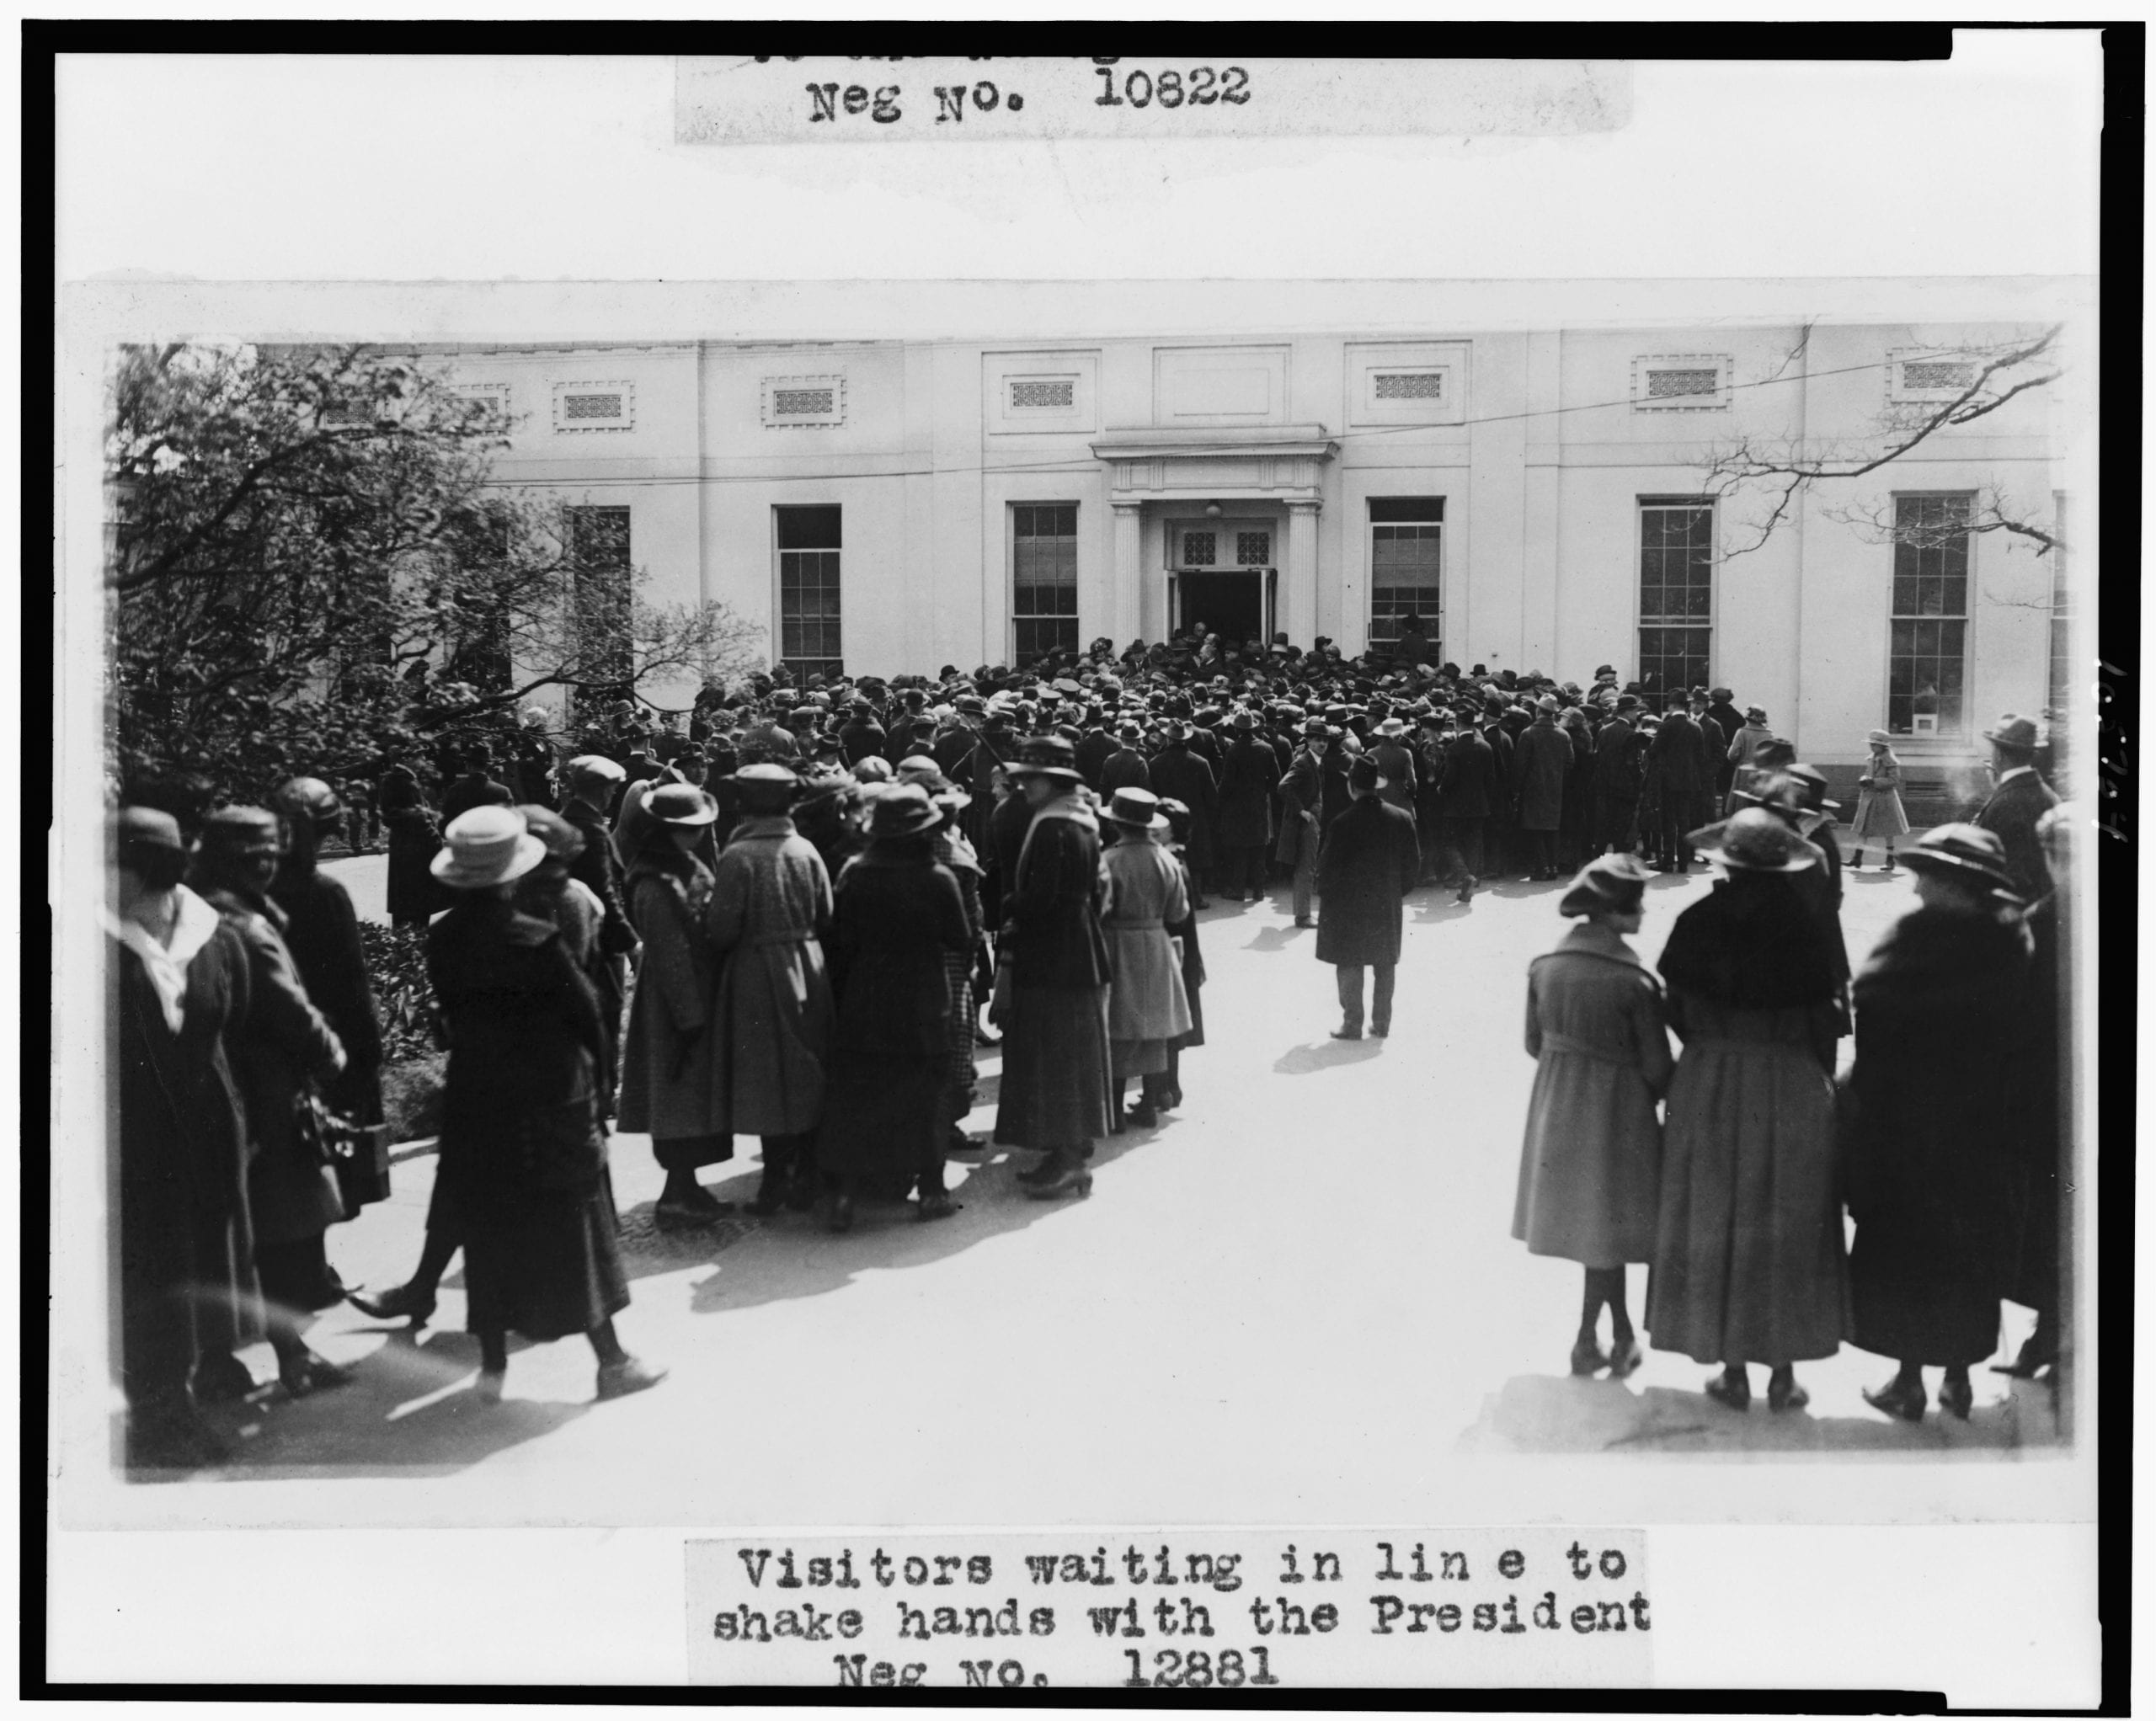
left=707, top=765, right=834, bottom=1217
left=1099, top=788, right=1194, bottom=1131
left=1848, top=729, right=1910, bottom=871
left=1512, top=854, right=1672, bottom=1377
left=616, top=784, right=734, bottom=1228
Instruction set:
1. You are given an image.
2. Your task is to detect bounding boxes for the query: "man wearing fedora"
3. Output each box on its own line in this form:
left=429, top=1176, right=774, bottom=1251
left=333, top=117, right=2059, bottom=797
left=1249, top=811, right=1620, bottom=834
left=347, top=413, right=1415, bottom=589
left=1435, top=710, right=1497, bottom=903
left=1590, top=695, right=1645, bottom=857
left=1276, top=718, right=1331, bottom=928
left=1145, top=720, right=1219, bottom=907
left=1643, top=696, right=1710, bottom=873
left=1215, top=706, right=1281, bottom=903
left=1973, top=712, right=2061, bottom=903
left=1512, top=694, right=1572, bottom=882
left=1842, top=824, right=2035, bottom=1424
left=1098, top=787, right=1195, bottom=1130
left=1316, top=756, right=1422, bottom=1040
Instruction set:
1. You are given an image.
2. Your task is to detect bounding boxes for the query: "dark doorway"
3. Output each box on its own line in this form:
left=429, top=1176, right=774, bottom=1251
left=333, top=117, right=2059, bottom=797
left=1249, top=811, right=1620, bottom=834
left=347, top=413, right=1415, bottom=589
left=1179, top=573, right=1264, bottom=649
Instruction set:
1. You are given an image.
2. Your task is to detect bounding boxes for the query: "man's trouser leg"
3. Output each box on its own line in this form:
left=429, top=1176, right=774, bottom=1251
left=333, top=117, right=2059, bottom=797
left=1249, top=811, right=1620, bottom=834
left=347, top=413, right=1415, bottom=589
left=1459, top=818, right=1486, bottom=879
left=1371, top=964, right=1396, bottom=1035
left=1292, top=839, right=1317, bottom=920
left=1335, top=963, right=1365, bottom=1033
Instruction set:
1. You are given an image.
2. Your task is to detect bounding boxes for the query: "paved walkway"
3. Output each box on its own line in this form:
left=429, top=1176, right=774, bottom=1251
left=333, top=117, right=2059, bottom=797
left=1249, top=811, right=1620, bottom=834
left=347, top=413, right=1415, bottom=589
left=175, top=848, right=2059, bottom=1514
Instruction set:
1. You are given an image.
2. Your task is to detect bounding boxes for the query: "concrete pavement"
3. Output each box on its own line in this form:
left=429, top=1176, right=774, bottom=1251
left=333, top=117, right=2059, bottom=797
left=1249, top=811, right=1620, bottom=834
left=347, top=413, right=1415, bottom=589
left=193, top=848, right=2057, bottom=1511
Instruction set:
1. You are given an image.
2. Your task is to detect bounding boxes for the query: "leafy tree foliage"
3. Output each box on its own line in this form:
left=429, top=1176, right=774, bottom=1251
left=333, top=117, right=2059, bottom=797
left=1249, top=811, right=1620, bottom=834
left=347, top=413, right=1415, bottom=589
left=109, top=343, right=760, bottom=802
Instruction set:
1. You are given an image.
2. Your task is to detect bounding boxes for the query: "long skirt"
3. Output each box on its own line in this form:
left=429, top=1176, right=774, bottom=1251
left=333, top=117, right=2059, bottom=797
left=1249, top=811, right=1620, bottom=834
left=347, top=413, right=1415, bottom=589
left=942, top=951, right=978, bottom=1123
left=995, top=983, right=1113, bottom=1149
left=1850, top=786, right=1910, bottom=839
left=1113, top=1036, right=1171, bottom=1079
left=818, top=1052, right=945, bottom=1199
left=462, top=1170, right=630, bottom=1342
left=1646, top=1020, right=1848, bottom=1366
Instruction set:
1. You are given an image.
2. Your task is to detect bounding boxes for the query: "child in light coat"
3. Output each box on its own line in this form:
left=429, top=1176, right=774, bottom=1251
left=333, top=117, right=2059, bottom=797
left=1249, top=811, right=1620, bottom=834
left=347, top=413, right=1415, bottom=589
left=1849, top=730, right=1910, bottom=871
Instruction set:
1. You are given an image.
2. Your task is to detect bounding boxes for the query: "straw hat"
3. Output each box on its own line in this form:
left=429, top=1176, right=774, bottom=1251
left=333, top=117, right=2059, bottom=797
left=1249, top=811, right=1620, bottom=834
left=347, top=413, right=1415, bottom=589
left=1102, top=787, right=1170, bottom=833
left=432, top=806, right=547, bottom=888
left=1558, top=853, right=1652, bottom=918
left=1865, top=729, right=1892, bottom=746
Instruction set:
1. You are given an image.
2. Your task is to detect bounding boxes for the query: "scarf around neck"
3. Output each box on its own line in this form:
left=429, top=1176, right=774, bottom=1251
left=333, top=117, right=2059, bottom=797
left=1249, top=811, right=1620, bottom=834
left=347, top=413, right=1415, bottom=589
left=104, top=884, right=223, bottom=1035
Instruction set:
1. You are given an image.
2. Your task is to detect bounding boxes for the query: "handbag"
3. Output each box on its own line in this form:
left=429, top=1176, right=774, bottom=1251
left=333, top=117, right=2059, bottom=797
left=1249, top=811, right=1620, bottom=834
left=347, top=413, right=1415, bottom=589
left=295, top=1088, right=381, bottom=1169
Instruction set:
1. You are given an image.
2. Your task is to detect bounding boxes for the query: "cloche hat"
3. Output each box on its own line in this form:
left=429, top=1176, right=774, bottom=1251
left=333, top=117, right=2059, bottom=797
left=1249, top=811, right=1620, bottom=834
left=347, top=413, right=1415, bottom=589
left=1557, top=853, right=1652, bottom=918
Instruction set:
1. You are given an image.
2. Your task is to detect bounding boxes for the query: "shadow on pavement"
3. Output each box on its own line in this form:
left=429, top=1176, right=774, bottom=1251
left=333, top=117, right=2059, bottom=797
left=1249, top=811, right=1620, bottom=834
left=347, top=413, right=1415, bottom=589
left=1242, top=924, right=1311, bottom=952
left=1273, top=1036, right=1386, bottom=1075
left=1456, top=1372, right=2057, bottom=1457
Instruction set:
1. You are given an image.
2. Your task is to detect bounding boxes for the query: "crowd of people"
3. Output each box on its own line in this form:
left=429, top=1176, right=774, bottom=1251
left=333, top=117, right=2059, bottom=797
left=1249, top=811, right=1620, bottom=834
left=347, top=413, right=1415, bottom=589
left=105, top=623, right=2073, bottom=1468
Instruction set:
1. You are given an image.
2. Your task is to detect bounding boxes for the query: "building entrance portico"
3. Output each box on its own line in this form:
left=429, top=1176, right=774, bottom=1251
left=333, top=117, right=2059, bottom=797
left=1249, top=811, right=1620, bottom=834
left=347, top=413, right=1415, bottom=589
left=1167, top=514, right=1277, bottom=647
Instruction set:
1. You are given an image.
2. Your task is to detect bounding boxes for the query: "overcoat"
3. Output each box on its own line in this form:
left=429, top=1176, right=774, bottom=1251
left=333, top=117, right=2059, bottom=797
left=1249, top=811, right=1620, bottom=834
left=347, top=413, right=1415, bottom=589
left=1643, top=711, right=1709, bottom=804
left=1099, top=746, right=1153, bottom=795
left=109, top=892, right=263, bottom=1381
left=1592, top=717, right=1641, bottom=802
left=1843, top=905, right=2032, bottom=1364
left=1849, top=753, right=1910, bottom=839
left=1722, top=721, right=1776, bottom=813
left=272, top=851, right=389, bottom=1208
left=1512, top=920, right=1673, bottom=1266
left=383, top=804, right=448, bottom=924
left=1972, top=768, right=2061, bottom=903
left=1437, top=730, right=1497, bottom=819
left=1146, top=743, right=1219, bottom=872
left=705, top=814, right=834, bottom=1138
left=1216, top=735, right=1281, bottom=850
left=427, top=893, right=627, bottom=1340
left=2005, top=889, right=2065, bottom=1314
left=197, top=886, right=348, bottom=1249
left=1102, top=834, right=1194, bottom=1052
left=993, top=799, right=1115, bottom=1149
left=1275, top=748, right=1325, bottom=866
left=1315, top=797, right=1421, bottom=968
left=816, top=842, right=971, bottom=1192
left=1511, top=717, right=1572, bottom=831
left=1645, top=872, right=1849, bottom=1367
left=1369, top=738, right=1420, bottom=814
left=615, top=850, right=730, bottom=1145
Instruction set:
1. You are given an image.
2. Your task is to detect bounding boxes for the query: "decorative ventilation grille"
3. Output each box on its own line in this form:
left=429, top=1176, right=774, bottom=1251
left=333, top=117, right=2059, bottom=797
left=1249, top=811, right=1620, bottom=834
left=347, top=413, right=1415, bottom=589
left=1010, top=379, right=1075, bottom=410
left=1181, top=532, right=1217, bottom=567
left=553, top=381, right=633, bottom=433
left=1902, top=360, right=1976, bottom=392
left=1645, top=369, right=1721, bottom=400
left=1374, top=371, right=1444, bottom=401
left=1235, top=532, right=1272, bottom=566
left=563, top=392, right=624, bottom=420
left=773, top=387, right=836, bottom=416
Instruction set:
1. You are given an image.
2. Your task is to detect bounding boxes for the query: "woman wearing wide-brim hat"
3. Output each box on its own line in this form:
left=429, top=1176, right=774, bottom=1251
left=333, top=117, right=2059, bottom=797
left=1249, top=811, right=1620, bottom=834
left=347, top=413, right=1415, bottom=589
left=1512, top=854, right=1673, bottom=1378
left=1098, top=788, right=1194, bottom=1131
left=1646, top=808, right=1849, bottom=1414
left=424, top=807, right=664, bottom=1404
left=1843, top=823, right=2033, bottom=1424
left=616, top=784, right=738, bottom=1228
left=815, top=785, right=974, bottom=1230
left=893, top=758, right=991, bottom=1154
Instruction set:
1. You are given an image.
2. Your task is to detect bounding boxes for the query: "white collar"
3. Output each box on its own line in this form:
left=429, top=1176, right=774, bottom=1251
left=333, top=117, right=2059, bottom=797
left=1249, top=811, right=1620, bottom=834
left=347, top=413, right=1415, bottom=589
left=1995, top=765, right=2036, bottom=785
left=104, top=886, right=223, bottom=1034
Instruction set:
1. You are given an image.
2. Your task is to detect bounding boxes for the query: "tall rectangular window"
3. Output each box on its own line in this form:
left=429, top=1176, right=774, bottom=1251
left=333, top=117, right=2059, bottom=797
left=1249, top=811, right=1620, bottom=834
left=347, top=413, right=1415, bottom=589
left=1888, top=493, right=1972, bottom=737
left=1369, top=497, right=1444, bottom=655
left=776, top=504, right=843, bottom=679
left=1011, top=503, right=1078, bottom=665
left=565, top=505, right=632, bottom=704
left=1637, top=499, right=1714, bottom=699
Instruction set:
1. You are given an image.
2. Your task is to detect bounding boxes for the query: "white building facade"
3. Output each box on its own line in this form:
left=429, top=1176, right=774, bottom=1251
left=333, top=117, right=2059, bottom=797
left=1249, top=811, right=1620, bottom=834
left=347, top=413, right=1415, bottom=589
left=430, top=322, right=2067, bottom=774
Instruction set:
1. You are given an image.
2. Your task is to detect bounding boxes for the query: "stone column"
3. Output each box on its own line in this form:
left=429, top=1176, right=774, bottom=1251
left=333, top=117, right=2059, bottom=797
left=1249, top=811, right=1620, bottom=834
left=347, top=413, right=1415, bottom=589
left=1283, top=498, right=1321, bottom=649
left=1111, top=502, right=1145, bottom=647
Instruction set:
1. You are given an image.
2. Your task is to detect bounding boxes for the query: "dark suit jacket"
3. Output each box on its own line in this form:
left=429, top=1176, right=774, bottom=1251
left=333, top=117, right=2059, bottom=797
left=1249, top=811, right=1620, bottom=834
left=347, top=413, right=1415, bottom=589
left=1438, top=731, right=1498, bottom=819
left=1315, top=797, right=1422, bottom=967
left=1974, top=769, right=2060, bottom=902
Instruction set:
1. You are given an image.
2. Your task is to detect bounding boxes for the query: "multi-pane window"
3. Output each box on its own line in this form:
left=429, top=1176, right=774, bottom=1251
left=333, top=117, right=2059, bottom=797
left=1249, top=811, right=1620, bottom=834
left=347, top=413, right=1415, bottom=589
left=1179, top=530, right=1218, bottom=566
left=2047, top=492, right=2071, bottom=733
left=1235, top=530, right=1271, bottom=566
left=1888, top=493, right=1972, bottom=737
left=1637, top=499, right=1715, bottom=699
left=776, top=504, right=843, bottom=679
left=1369, top=498, right=1444, bottom=654
left=1011, top=503, right=1079, bottom=664
left=566, top=505, right=632, bottom=705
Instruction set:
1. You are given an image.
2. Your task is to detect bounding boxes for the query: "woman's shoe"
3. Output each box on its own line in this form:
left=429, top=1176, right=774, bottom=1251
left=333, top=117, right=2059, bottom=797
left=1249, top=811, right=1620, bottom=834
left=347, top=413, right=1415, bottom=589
left=655, top=1195, right=724, bottom=1230
left=1025, top=1165, right=1093, bottom=1201
left=1862, top=1377, right=1928, bottom=1423
left=826, top=1192, right=856, bottom=1234
left=1703, top=1369, right=1751, bottom=1412
left=1569, top=1338, right=1610, bottom=1377
left=1937, top=1375, right=1974, bottom=1420
left=1606, top=1335, right=1645, bottom=1380
left=345, top=1281, right=436, bottom=1326
left=595, top=1356, right=670, bottom=1401
left=1767, top=1372, right=1810, bottom=1413
left=1294, top=917, right=1315, bottom=930
left=916, top=1193, right=963, bottom=1223
left=1126, top=1103, right=1159, bottom=1129
left=472, top=1369, right=506, bottom=1406
left=279, top=1351, right=355, bottom=1399
left=1015, top=1154, right=1063, bottom=1186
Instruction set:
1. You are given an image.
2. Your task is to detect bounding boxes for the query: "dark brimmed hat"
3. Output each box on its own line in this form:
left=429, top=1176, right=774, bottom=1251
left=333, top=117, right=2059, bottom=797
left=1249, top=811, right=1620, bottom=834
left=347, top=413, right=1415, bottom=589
left=200, top=807, right=282, bottom=857
left=645, top=784, right=718, bottom=827
left=1348, top=756, right=1382, bottom=795
left=735, top=762, right=801, bottom=809
left=867, top=782, right=943, bottom=838
left=1983, top=713, right=2040, bottom=750
left=1784, top=763, right=1841, bottom=812
left=1558, top=853, right=1652, bottom=918
left=1102, top=787, right=1170, bottom=832
left=1709, top=686, right=1734, bottom=702
left=1007, top=734, right=1085, bottom=783
left=516, top=804, right=586, bottom=862
left=1693, top=807, right=1817, bottom=873
left=1901, top=823, right=2020, bottom=895
left=115, top=806, right=186, bottom=859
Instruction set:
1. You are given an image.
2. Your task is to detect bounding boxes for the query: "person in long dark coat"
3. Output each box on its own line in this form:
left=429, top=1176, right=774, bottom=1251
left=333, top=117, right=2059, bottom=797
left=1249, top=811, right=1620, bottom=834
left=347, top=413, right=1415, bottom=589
left=1315, top=757, right=1422, bottom=1040
left=440, top=747, right=515, bottom=825
left=1156, top=797, right=1208, bottom=1112
left=107, top=808, right=259, bottom=1468
left=1512, top=854, right=1670, bottom=1378
left=425, top=807, right=664, bottom=1404
left=191, top=810, right=355, bottom=1398
left=1844, top=825, right=2034, bottom=1424
left=382, top=766, right=449, bottom=930
left=1214, top=710, right=1280, bottom=903
left=1592, top=705, right=1643, bottom=855
left=1972, top=713, right=2062, bottom=903
left=816, top=786, right=974, bottom=1231
left=1098, top=722, right=1152, bottom=795
left=1435, top=718, right=1497, bottom=903
left=1646, top=809, right=1847, bottom=1415
left=1644, top=706, right=1710, bottom=873
left=1556, top=708, right=1596, bottom=872
left=1276, top=721, right=1331, bottom=928
left=991, top=736, right=1115, bottom=1200
left=558, top=754, right=639, bottom=1072
left=1145, top=723, right=1219, bottom=904
left=1513, top=697, right=1572, bottom=881
left=270, top=778, right=390, bottom=1216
